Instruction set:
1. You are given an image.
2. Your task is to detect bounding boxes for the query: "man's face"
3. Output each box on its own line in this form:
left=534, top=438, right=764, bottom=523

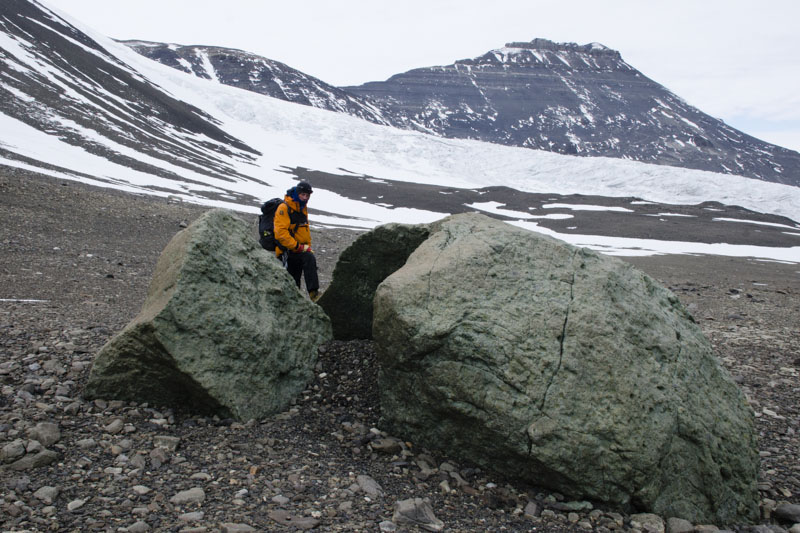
left=298, top=192, right=310, bottom=202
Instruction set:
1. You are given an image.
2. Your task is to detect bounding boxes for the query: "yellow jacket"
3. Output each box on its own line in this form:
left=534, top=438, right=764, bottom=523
left=273, top=195, right=311, bottom=255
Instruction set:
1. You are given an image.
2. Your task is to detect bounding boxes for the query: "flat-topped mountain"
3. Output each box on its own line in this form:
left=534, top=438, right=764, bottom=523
left=345, top=39, right=800, bottom=185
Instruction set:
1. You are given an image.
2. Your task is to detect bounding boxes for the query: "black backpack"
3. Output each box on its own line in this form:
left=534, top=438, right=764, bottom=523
left=258, top=198, right=284, bottom=251
left=258, top=198, right=308, bottom=252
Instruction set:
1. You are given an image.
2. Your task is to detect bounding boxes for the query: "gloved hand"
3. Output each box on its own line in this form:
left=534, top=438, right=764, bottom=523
left=296, top=243, right=312, bottom=253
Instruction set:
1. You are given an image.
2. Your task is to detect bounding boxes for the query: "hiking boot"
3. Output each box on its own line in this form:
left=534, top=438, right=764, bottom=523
left=309, top=290, right=321, bottom=302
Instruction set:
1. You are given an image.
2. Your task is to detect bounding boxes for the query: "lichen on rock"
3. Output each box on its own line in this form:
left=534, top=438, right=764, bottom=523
left=85, top=209, right=331, bottom=420
left=366, top=213, right=758, bottom=524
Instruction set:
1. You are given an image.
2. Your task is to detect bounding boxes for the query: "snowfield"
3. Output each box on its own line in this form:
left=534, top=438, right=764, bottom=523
left=1, top=2, right=799, bottom=261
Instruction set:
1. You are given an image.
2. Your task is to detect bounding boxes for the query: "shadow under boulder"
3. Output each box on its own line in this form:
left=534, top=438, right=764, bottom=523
left=325, top=212, right=759, bottom=524
left=318, top=222, right=430, bottom=340
left=84, top=209, right=331, bottom=420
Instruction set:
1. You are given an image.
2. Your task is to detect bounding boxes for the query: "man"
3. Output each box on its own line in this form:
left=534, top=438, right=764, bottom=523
left=274, top=181, right=320, bottom=301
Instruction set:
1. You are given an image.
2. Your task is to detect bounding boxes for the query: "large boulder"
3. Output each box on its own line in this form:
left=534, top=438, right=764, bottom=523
left=318, top=223, right=430, bottom=339
left=85, top=209, right=331, bottom=420
left=373, top=213, right=759, bottom=524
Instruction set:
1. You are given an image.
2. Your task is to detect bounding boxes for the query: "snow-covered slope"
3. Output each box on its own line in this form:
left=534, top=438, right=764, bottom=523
left=1, top=0, right=799, bottom=260
left=122, top=40, right=393, bottom=126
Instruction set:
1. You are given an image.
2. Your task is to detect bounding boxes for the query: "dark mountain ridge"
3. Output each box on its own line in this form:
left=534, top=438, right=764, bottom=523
left=126, top=37, right=800, bottom=187
left=345, top=39, right=800, bottom=186
left=0, top=0, right=261, bottom=200
left=122, top=40, right=393, bottom=126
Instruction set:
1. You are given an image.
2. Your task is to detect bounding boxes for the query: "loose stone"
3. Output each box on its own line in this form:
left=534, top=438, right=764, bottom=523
left=356, top=474, right=383, bottom=497
left=392, top=498, right=444, bottom=532
left=170, top=487, right=206, bottom=505
left=33, top=485, right=59, bottom=504
left=103, top=418, right=124, bottom=434
left=67, top=498, right=87, bottom=511
left=154, top=435, right=181, bottom=451
left=76, top=438, right=98, bottom=449
left=775, top=503, right=800, bottom=523
left=666, top=517, right=694, bottom=533
left=523, top=501, right=540, bottom=519
left=179, top=511, right=205, bottom=523
left=630, top=513, right=665, bottom=533
left=127, top=520, right=150, bottom=533
left=132, top=485, right=151, bottom=495
left=27, top=422, right=61, bottom=446
left=370, top=438, right=403, bottom=455
left=129, top=454, right=146, bottom=469
left=1, top=439, right=26, bottom=463
left=7, top=449, right=59, bottom=470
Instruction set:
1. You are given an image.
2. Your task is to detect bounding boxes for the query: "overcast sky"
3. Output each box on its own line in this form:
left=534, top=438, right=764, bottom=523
left=50, top=0, right=800, bottom=153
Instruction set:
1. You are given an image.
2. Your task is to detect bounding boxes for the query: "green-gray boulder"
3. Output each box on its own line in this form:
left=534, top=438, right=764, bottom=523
left=318, top=223, right=430, bottom=339
left=85, top=209, right=331, bottom=420
left=373, top=213, right=759, bottom=524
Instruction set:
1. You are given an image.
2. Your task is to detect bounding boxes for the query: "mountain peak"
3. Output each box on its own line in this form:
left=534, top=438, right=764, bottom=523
left=502, top=38, right=620, bottom=58
left=346, top=39, right=799, bottom=186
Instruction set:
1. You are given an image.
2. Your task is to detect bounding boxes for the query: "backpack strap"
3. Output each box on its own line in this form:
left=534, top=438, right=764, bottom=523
left=286, top=202, right=308, bottom=226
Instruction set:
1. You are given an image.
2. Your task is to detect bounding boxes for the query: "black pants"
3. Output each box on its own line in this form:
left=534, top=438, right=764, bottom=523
left=286, top=251, right=319, bottom=293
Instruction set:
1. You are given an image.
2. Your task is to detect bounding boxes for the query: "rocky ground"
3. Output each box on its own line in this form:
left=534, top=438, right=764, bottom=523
left=1, top=167, right=799, bottom=532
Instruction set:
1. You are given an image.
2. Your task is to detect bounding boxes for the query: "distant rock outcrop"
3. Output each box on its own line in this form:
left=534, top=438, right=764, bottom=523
left=84, top=209, right=331, bottom=420
left=318, top=223, right=430, bottom=339
left=361, top=213, right=759, bottom=524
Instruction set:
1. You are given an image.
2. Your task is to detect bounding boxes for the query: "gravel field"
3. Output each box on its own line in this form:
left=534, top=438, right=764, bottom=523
left=1, top=167, right=799, bottom=532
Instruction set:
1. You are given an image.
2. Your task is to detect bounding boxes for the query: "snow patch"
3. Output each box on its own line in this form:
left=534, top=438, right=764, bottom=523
left=543, top=203, right=634, bottom=213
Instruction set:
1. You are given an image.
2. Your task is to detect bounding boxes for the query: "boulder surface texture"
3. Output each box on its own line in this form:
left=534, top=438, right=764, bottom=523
left=85, top=209, right=331, bottom=420
left=318, top=222, right=430, bottom=340
left=372, top=213, right=759, bottom=524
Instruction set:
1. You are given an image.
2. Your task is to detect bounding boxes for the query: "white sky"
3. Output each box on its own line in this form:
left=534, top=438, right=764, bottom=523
left=49, top=0, right=800, bottom=153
